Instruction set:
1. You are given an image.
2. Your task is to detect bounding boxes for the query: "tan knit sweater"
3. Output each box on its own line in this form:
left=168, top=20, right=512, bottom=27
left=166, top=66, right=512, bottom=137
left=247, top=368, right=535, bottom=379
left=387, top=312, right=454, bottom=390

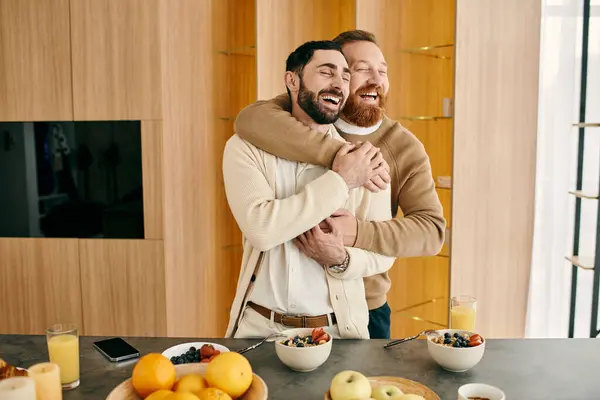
left=234, top=94, right=446, bottom=310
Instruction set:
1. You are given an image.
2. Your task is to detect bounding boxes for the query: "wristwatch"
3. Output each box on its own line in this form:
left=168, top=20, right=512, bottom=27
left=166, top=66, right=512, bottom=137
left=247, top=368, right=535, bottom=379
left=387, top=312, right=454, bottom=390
left=328, top=251, right=350, bottom=274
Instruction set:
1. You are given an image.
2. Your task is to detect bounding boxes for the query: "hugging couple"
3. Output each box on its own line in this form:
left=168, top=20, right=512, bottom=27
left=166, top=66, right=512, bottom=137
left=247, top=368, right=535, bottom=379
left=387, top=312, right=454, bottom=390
left=222, top=30, right=446, bottom=340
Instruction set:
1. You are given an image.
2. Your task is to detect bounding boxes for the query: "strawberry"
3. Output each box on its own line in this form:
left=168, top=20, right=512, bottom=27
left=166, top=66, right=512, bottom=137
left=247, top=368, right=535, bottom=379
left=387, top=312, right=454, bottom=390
left=311, top=327, right=329, bottom=344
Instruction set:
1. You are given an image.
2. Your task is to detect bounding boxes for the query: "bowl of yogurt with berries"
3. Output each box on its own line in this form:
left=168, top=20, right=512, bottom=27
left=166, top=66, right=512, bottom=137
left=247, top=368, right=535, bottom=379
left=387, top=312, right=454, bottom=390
left=426, top=329, right=485, bottom=372
left=275, top=327, right=333, bottom=372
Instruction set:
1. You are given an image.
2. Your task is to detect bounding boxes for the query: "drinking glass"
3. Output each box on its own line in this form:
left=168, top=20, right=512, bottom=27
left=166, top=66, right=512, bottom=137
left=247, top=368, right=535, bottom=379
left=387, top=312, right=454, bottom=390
left=46, top=323, right=80, bottom=390
left=450, top=295, right=476, bottom=331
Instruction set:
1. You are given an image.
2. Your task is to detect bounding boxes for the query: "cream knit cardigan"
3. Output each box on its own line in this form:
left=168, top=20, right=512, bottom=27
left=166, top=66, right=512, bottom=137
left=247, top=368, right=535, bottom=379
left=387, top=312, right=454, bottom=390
left=222, top=133, right=396, bottom=339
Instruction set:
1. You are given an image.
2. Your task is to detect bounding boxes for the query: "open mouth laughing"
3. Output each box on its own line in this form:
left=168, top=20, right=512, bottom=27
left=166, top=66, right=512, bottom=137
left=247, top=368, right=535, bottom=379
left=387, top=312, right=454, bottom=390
left=319, top=93, right=343, bottom=109
left=358, top=91, right=379, bottom=103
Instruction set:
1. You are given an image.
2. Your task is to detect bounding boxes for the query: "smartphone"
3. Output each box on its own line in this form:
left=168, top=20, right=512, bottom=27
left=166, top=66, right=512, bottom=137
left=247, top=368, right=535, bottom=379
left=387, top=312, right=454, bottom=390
left=93, top=337, right=140, bottom=362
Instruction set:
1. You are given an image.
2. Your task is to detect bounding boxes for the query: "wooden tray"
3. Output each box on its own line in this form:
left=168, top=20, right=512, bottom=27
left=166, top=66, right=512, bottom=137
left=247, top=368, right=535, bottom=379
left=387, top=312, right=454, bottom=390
left=324, top=376, right=440, bottom=400
left=106, top=363, right=268, bottom=400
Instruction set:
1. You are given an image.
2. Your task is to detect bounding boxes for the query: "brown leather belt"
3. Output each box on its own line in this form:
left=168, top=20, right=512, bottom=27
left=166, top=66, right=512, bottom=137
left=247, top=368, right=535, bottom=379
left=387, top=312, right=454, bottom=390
left=247, top=302, right=336, bottom=328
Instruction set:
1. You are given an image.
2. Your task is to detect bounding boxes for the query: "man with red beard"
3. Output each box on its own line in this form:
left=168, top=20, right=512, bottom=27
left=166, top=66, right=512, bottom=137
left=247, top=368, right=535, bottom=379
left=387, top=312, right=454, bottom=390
left=233, top=30, right=446, bottom=339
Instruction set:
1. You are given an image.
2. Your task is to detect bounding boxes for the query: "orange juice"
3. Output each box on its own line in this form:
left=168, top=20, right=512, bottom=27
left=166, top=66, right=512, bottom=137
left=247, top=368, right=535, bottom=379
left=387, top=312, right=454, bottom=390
left=450, top=305, right=476, bottom=331
left=47, top=334, right=79, bottom=385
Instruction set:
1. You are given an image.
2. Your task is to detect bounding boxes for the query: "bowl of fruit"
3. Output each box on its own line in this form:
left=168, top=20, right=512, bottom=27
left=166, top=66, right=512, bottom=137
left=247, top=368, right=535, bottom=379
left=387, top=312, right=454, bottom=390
left=324, top=370, right=439, bottom=400
left=275, top=327, right=333, bottom=372
left=426, top=329, right=485, bottom=372
left=106, top=351, right=267, bottom=400
left=162, top=342, right=229, bottom=365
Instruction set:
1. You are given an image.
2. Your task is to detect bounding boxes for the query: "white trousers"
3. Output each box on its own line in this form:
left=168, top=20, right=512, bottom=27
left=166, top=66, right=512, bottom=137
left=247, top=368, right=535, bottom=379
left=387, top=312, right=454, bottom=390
left=233, top=306, right=342, bottom=339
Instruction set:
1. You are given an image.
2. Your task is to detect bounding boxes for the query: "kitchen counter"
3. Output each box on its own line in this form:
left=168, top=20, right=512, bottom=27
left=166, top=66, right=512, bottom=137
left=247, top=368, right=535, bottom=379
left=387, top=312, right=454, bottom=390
left=1, top=335, right=599, bottom=399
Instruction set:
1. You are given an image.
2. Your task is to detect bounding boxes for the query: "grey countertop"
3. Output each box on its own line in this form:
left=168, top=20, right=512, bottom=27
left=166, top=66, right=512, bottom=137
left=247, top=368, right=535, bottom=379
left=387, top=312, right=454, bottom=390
left=1, top=335, right=599, bottom=399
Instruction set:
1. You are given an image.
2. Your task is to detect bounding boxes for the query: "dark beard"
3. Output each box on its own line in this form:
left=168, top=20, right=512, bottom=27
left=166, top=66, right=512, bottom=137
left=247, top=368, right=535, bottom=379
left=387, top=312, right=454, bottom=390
left=297, top=78, right=344, bottom=125
left=341, top=84, right=386, bottom=127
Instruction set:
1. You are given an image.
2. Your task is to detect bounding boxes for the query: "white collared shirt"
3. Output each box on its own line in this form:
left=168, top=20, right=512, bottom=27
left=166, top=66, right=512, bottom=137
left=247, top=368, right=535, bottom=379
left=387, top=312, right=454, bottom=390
left=248, top=127, right=339, bottom=316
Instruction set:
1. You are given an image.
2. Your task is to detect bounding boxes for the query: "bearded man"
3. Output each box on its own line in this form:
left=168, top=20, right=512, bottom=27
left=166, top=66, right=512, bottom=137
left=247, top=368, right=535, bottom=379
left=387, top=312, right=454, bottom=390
left=233, top=30, right=446, bottom=339
left=223, top=40, right=396, bottom=339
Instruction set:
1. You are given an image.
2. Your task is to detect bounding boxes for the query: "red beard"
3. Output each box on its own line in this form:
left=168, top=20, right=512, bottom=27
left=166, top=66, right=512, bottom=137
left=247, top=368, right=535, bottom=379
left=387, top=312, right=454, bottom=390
left=341, top=84, right=386, bottom=127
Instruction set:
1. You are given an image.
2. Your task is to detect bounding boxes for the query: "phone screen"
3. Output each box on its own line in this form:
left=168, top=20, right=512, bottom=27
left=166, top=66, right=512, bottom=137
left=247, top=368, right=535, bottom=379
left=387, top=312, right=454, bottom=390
left=93, top=337, right=139, bottom=361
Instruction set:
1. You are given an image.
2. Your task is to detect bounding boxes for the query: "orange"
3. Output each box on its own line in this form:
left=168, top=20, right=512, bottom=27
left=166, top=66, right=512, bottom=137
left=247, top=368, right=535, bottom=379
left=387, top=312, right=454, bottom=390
left=173, top=373, right=208, bottom=395
left=163, top=393, right=200, bottom=400
left=205, top=352, right=253, bottom=398
left=196, top=387, right=233, bottom=400
left=131, top=353, right=177, bottom=398
left=145, top=390, right=174, bottom=400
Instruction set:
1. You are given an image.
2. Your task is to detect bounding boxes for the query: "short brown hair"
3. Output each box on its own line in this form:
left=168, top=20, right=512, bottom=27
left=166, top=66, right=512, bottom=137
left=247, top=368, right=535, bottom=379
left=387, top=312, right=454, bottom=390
left=332, top=30, right=378, bottom=47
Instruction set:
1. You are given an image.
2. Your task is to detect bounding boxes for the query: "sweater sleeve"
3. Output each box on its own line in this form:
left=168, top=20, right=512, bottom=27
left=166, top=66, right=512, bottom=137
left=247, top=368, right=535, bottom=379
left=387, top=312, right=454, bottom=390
left=233, top=93, right=344, bottom=167
left=222, top=135, right=351, bottom=252
left=354, top=137, right=446, bottom=258
left=327, top=187, right=396, bottom=280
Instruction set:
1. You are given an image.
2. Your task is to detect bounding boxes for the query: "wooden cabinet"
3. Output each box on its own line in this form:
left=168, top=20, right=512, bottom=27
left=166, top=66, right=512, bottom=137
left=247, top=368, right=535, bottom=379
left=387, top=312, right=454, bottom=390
left=0, top=0, right=73, bottom=121
left=0, top=239, right=82, bottom=334
left=79, top=240, right=166, bottom=337
left=70, top=0, right=162, bottom=120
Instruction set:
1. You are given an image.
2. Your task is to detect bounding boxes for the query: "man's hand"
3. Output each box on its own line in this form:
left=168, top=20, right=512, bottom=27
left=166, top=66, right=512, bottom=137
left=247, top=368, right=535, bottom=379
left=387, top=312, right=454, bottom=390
left=332, top=142, right=390, bottom=192
left=294, top=219, right=346, bottom=266
left=364, top=158, right=391, bottom=193
left=319, top=209, right=358, bottom=247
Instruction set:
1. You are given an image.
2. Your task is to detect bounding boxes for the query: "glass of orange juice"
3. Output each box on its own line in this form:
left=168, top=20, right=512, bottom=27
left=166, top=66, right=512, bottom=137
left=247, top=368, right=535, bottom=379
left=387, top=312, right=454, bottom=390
left=46, top=323, right=80, bottom=390
left=450, top=295, right=476, bottom=331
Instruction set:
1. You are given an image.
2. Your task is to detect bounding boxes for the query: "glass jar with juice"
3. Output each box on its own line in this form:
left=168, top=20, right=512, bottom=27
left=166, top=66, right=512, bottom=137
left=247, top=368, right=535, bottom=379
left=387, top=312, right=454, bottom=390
left=450, top=295, right=476, bottom=331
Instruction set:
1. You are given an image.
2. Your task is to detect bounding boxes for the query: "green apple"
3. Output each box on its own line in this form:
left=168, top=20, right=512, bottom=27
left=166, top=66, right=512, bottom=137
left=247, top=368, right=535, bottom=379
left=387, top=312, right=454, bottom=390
left=329, top=370, right=372, bottom=400
left=372, top=385, right=404, bottom=400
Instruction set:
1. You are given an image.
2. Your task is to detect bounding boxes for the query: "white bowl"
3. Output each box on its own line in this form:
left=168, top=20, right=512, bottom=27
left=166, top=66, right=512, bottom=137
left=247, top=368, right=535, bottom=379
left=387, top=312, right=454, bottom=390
left=458, top=383, right=505, bottom=400
left=161, top=342, right=230, bottom=362
left=426, top=329, right=485, bottom=372
left=274, top=328, right=333, bottom=372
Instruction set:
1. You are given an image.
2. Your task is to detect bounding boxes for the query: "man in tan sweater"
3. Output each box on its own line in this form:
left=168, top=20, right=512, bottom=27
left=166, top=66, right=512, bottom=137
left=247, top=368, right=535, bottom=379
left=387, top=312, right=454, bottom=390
left=223, top=40, right=396, bottom=339
left=234, top=31, right=446, bottom=339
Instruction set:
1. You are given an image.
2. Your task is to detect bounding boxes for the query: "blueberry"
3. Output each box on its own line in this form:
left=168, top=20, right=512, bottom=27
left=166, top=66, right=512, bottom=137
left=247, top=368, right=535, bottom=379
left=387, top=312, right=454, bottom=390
left=453, top=332, right=459, bottom=338
left=444, top=338, right=451, bottom=344
left=452, top=341, right=460, bottom=348
left=190, top=346, right=196, bottom=352
left=297, top=342, right=305, bottom=347
left=444, top=332, right=451, bottom=339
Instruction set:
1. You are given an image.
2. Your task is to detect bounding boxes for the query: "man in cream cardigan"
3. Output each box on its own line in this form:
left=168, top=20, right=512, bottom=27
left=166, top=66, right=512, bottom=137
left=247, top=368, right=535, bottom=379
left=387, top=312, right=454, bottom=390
left=222, top=40, right=395, bottom=340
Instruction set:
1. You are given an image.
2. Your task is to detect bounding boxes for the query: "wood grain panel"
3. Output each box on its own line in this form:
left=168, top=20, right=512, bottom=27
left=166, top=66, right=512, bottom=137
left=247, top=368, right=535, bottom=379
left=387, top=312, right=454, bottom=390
left=159, top=0, right=220, bottom=337
left=451, top=0, right=541, bottom=338
left=0, top=0, right=72, bottom=121
left=212, top=0, right=256, bottom=335
left=141, top=121, right=164, bottom=239
left=79, top=239, right=166, bottom=336
left=256, top=0, right=355, bottom=99
left=0, top=239, right=82, bottom=334
left=70, top=0, right=161, bottom=120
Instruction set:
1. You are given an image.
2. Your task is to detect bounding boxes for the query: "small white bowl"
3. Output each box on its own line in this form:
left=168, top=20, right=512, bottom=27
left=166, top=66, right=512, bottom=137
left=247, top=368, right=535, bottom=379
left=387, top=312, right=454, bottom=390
left=458, top=383, right=505, bottom=400
left=426, top=329, right=485, bottom=372
left=274, top=328, right=333, bottom=372
left=161, top=342, right=230, bottom=361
